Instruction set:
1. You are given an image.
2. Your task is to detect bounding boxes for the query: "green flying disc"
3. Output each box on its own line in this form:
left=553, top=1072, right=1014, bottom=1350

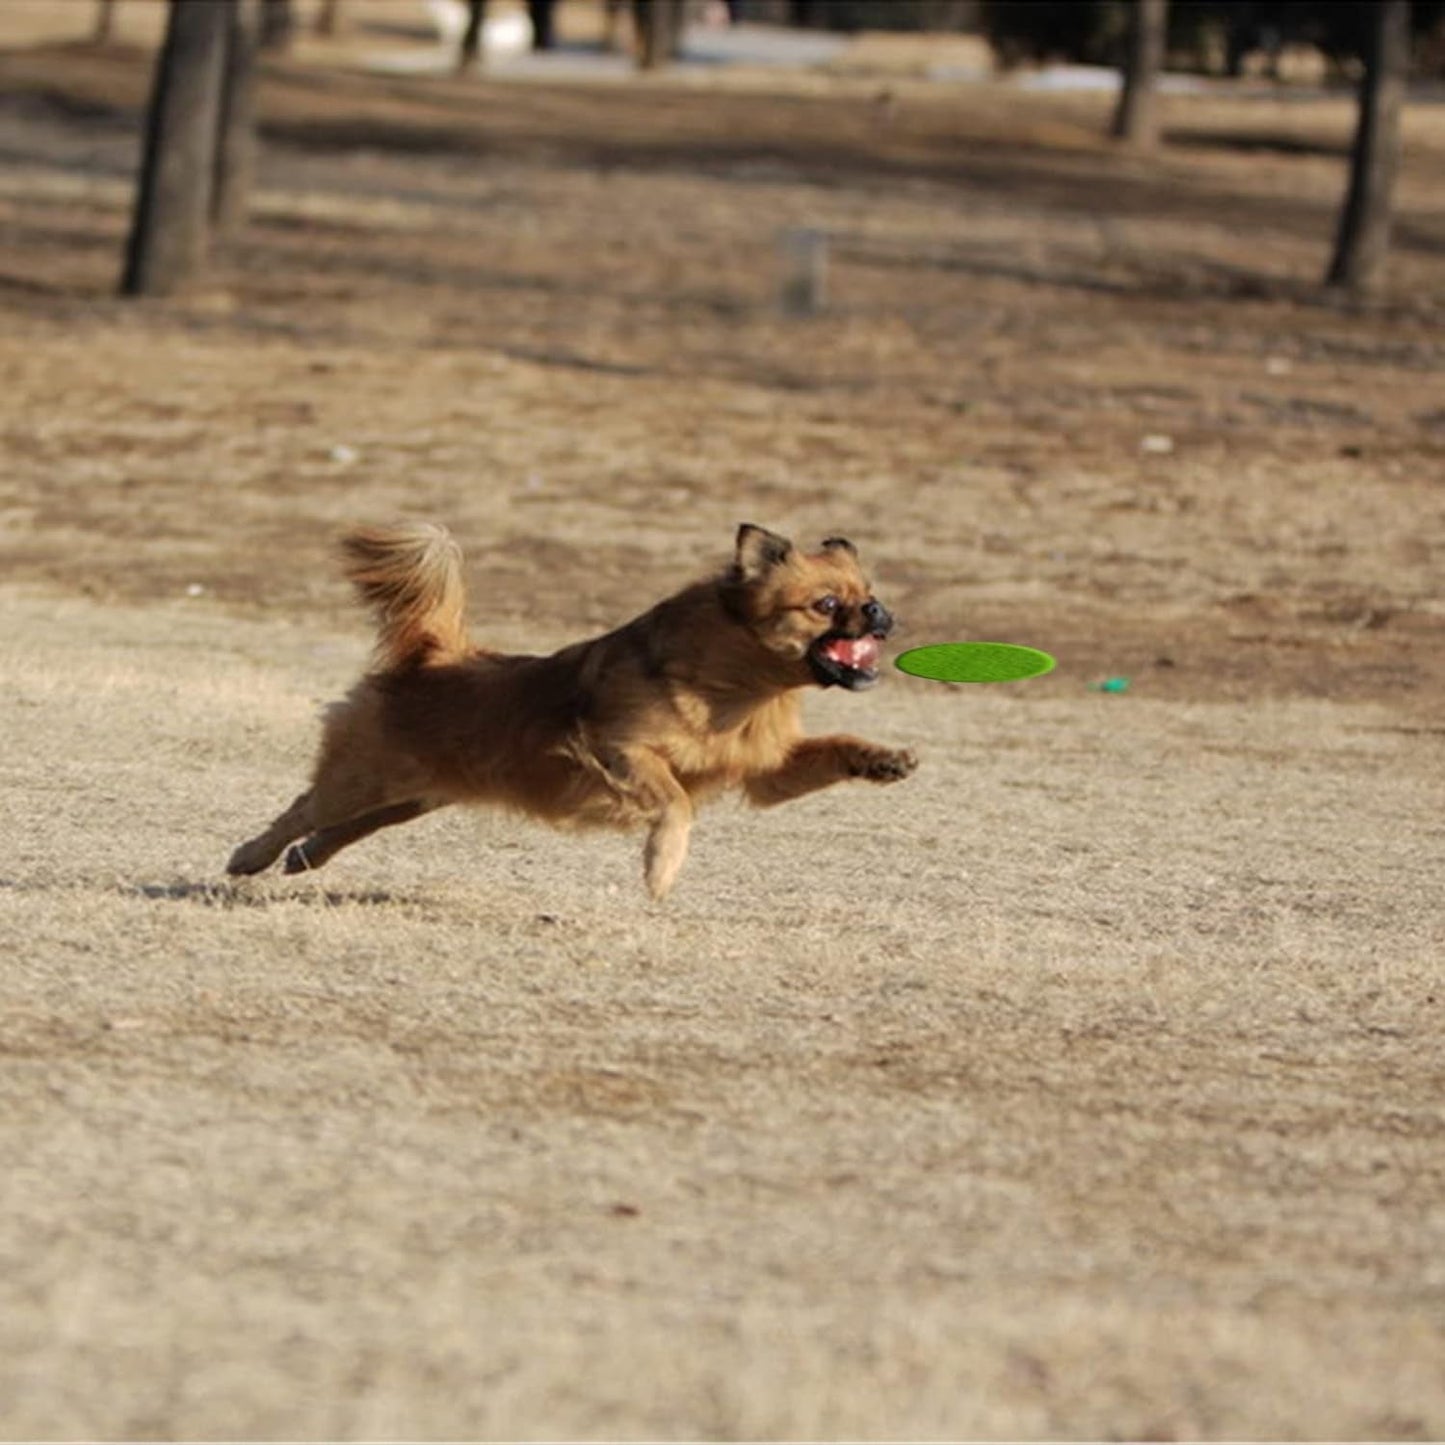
left=895, top=642, right=1056, bottom=684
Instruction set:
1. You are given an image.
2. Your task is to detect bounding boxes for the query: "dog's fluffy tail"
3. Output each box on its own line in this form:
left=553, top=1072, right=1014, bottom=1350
left=340, top=523, right=468, bottom=670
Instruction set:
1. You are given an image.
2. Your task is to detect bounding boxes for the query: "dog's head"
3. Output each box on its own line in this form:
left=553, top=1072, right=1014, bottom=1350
left=721, top=523, right=895, bottom=691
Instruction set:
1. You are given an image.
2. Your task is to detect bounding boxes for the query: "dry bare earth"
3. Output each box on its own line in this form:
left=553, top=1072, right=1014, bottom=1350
left=3, top=11, right=1445, bottom=1440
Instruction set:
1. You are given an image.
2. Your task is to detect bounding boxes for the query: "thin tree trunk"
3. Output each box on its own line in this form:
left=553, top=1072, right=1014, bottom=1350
left=458, top=0, right=487, bottom=71
left=636, top=0, right=664, bottom=68
left=316, top=0, right=342, bottom=35
left=121, top=0, right=232, bottom=297
left=602, top=0, right=625, bottom=52
left=636, top=0, right=681, bottom=69
left=258, top=0, right=293, bottom=52
left=1111, top=0, right=1168, bottom=148
left=93, top=0, right=119, bottom=45
left=1326, top=0, right=1411, bottom=293
left=528, top=0, right=555, bottom=50
left=212, top=0, right=259, bottom=240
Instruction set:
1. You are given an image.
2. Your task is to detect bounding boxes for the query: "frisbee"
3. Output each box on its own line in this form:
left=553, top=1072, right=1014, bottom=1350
left=895, top=642, right=1056, bottom=684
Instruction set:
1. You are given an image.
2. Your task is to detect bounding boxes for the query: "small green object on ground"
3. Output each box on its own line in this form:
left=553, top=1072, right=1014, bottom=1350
left=1088, top=676, right=1131, bottom=694
left=894, top=642, right=1056, bottom=684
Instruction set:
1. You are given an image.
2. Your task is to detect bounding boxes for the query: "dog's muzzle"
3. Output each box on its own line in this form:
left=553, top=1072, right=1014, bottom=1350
left=808, top=604, right=893, bottom=690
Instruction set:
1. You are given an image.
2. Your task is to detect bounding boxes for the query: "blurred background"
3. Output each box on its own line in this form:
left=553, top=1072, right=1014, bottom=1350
left=5, top=8, right=1445, bottom=1441
left=1, top=1, right=1441, bottom=697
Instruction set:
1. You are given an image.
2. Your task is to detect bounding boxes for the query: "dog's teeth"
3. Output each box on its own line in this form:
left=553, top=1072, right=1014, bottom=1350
left=827, top=637, right=880, bottom=670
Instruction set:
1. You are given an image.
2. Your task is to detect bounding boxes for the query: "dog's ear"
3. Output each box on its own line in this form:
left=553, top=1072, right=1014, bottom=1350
left=820, top=536, right=857, bottom=558
left=734, top=524, right=793, bottom=582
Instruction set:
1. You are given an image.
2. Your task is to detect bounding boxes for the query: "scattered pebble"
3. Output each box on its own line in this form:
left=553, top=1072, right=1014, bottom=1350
left=329, top=444, right=359, bottom=465
left=1140, top=434, right=1175, bottom=455
left=185, top=583, right=205, bottom=597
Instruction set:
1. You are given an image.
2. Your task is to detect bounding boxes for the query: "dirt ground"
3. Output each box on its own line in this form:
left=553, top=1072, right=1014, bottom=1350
left=2, top=3, right=1445, bottom=1439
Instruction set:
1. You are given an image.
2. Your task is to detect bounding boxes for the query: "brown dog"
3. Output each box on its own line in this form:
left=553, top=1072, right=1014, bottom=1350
left=227, top=523, right=917, bottom=899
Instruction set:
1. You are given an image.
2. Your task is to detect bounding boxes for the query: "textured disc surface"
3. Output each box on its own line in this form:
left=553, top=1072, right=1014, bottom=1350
left=895, top=642, right=1056, bottom=684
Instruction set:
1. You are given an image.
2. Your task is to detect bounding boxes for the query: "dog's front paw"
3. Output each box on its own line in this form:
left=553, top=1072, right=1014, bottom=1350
left=852, top=745, right=918, bottom=783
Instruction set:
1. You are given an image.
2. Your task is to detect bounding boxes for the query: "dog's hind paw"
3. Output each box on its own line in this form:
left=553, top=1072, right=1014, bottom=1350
left=226, top=839, right=275, bottom=876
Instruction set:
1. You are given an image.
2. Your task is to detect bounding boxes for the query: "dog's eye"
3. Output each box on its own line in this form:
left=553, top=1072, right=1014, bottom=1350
left=813, top=595, right=839, bottom=616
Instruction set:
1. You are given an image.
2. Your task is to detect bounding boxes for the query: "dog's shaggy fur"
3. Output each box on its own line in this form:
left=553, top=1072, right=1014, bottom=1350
left=228, top=522, right=916, bottom=899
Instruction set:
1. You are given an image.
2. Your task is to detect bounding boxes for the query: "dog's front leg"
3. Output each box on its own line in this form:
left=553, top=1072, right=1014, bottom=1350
left=745, top=736, right=917, bottom=807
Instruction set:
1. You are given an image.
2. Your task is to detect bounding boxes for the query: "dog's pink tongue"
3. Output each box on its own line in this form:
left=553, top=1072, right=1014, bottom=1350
left=827, top=636, right=880, bottom=670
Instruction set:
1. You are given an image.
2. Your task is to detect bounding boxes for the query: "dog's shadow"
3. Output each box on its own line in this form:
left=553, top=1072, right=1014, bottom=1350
left=128, top=879, right=426, bottom=910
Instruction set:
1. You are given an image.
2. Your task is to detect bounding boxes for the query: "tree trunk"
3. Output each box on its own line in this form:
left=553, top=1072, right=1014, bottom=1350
left=636, top=0, right=682, bottom=69
left=93, top=0, right=119, bottom=45
left=258, top=0, right=293, bottom=52
left=1223, top=19, right=1249, bottom=79
left=458, top=0, right=487, bottom=72
left=1326, top=0, right=1411, bottom=293
left=636, top=0, right=663, bottom=68
left=212, top=0, right=259, bottom=240
left=602, top=0, right=626, bottom=52
left=528, top=0, right=556, bottom=50
left=121, top=0, right=232, bottom=297
left=668, top=0, right=687, bottom=60
left=315, top=0, right=342, bottom=35
left=1111, top=0, right=1168, bottom=149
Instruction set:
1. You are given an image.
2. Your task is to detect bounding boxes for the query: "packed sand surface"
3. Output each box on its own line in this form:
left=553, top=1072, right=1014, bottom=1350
left=2, top=3, right=1444, bottom=1438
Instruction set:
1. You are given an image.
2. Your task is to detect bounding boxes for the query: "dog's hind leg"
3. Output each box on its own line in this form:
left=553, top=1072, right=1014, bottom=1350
left=227, top=790, right=318, bottom=876
left=230, top=701, right=438, bottom=878
left=283, top=799, right=439, bottom=874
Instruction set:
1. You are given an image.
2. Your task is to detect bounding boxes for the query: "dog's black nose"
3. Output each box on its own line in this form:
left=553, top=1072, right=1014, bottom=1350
left=862, top=599, right=892, bottom=635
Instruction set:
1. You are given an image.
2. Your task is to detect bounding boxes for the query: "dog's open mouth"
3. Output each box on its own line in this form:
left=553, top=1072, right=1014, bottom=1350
left=809, top=632, right=883, bottom=690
